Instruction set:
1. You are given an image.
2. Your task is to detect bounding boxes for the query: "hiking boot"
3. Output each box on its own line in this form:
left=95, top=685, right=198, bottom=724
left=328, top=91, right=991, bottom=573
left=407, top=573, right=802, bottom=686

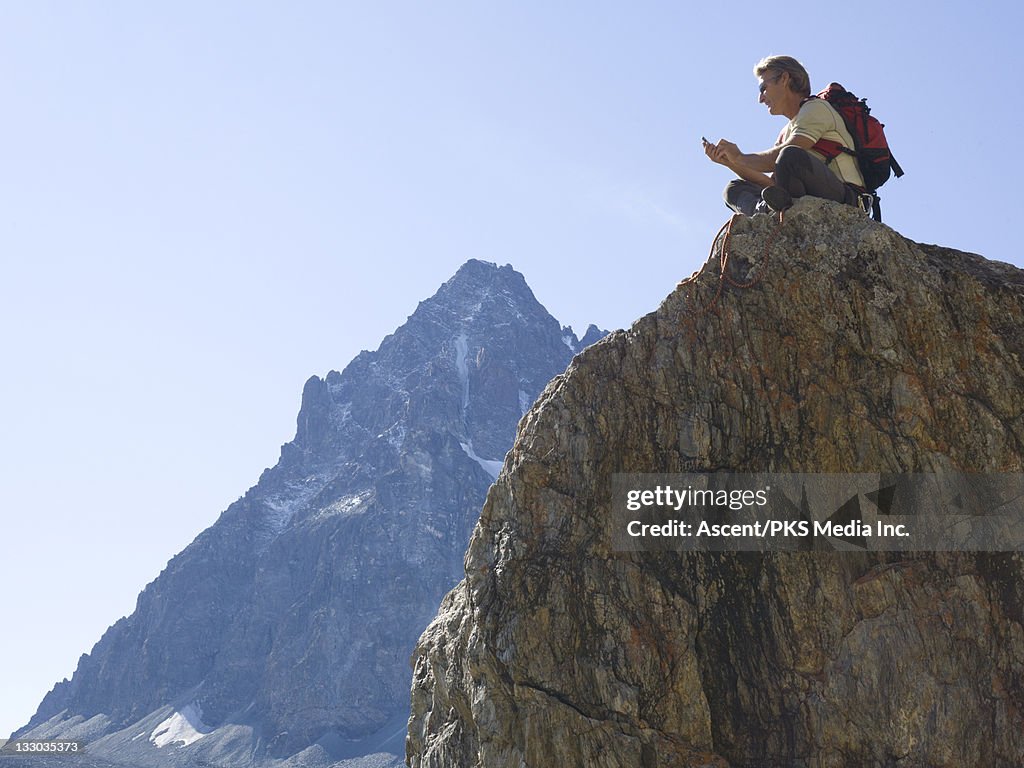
left=761, top=185, right=793, bottom=212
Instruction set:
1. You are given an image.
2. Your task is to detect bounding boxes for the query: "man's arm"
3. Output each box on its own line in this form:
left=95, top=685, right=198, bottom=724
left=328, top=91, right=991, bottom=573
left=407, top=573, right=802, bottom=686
left=703, top=133, right=817, bottom=189
left=704, top=139, right=773, bottom=187
left=717, top=156, right=774, bottom=189
left=714, top=133, right=816, bottom=172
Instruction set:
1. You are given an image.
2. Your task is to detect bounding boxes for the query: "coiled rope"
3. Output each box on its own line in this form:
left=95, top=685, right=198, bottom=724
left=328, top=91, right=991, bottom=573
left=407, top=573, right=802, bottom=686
left=677, top=210, right=785, bottom=330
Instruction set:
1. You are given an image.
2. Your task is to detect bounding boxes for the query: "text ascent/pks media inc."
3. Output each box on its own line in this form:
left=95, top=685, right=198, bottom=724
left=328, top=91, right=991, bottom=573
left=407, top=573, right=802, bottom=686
left=623, top=485, right=908, bottom=539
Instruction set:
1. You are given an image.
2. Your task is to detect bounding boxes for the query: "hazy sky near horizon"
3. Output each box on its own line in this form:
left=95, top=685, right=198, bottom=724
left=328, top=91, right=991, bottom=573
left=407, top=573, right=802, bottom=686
left=2, top=1, right=1020, bottom=737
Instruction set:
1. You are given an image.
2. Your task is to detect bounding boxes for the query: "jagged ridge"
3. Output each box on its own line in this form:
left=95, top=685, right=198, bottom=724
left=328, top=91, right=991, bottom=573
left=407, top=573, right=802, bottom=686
left=17, top=259, right=604, bottom=767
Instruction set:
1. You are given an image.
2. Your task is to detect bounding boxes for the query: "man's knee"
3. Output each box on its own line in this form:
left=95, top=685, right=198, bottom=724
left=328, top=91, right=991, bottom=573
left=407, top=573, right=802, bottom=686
left=775, top=145, right=851, bottom=204
left=724, top=179, right=747, bottom=203
left=724, top=179, right=759, bottom=215
left=776, top=145, right=812, bottom=176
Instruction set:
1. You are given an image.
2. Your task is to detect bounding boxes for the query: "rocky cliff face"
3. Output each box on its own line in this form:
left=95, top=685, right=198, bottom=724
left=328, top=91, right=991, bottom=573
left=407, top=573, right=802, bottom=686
left=15, top=260, right=602, bottom=768
left=408, top=199, right=1024, bottom=767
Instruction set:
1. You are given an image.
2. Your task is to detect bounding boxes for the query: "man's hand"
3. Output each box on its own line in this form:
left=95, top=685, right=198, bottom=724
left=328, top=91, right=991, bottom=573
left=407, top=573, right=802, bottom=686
left=703, top=138, right=742, bottom=166
left=703, top=138, right=729, bottom=166
left=703, top=136, right=774, bottom=190
left=715, top=139, right=741, bottom=164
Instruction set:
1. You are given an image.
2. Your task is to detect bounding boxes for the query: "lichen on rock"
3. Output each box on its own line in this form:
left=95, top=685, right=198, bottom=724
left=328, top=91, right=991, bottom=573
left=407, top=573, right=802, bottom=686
left=407, top=198, right=1024, bottom=768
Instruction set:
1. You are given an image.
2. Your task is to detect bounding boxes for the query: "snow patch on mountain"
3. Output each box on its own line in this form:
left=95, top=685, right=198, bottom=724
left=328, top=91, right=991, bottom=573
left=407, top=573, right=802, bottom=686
left=259, top=473, right=336, bottom=543
left=454, top=333, right=470, bottom=411
left=318, top=490, right=373, bottom=521
left=331, top=401, right=353, bottom=430
left=150, top=703, right=207, bottom=748
left=460, top=442, right=503, bottom=480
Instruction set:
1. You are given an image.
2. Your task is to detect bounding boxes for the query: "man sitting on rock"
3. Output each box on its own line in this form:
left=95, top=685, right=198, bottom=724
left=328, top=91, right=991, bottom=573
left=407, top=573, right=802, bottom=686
left=705, top=55, right=864, bottom=215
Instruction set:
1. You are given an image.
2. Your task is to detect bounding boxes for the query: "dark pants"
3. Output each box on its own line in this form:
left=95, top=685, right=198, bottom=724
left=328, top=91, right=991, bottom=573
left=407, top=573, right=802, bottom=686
left=724, top=146, right=859, bottom=215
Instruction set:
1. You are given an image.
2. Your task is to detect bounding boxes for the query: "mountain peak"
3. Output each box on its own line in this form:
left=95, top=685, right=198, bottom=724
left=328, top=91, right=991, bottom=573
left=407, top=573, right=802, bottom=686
left=404, top=259, right=539, bottom=334
left=439, top=259, right=527, bottom=299
left=450, top=257, right=517, bottom=282
left=16, top=258, right=605, bottom=767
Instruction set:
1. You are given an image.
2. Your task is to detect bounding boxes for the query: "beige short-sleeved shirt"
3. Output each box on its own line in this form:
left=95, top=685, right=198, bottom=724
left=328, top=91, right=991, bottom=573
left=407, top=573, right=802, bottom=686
left=777, top=98, right=865, bottom=188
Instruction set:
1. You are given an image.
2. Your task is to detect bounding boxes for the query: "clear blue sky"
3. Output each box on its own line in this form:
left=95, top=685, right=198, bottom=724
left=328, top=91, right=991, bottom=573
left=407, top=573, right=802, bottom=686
left=2, top=1, right=1020, bottom=738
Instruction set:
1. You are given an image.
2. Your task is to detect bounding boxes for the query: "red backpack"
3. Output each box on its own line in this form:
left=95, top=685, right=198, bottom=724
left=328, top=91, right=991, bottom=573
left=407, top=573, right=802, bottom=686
left=808, top=83, right=904, bottom=221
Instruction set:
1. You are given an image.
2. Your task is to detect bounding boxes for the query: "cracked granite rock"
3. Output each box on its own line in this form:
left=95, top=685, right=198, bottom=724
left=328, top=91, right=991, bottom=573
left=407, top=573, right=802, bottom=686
left=407, top=199, right=1024, bottom=768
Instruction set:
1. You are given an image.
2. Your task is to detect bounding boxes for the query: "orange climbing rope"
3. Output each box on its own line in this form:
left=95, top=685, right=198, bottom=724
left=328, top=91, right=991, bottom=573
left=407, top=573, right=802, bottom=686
left=677, top=209, right=785, bottom=323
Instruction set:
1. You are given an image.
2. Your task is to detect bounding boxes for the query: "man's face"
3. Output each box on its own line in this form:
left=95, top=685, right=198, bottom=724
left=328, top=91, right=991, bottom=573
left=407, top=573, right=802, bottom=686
left=758, top=70, right=787, bottom=114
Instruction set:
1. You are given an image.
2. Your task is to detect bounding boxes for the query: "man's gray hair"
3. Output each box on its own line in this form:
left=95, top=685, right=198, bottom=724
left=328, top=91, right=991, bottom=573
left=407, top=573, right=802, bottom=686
left=754, top=55, right=811, bottom=97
